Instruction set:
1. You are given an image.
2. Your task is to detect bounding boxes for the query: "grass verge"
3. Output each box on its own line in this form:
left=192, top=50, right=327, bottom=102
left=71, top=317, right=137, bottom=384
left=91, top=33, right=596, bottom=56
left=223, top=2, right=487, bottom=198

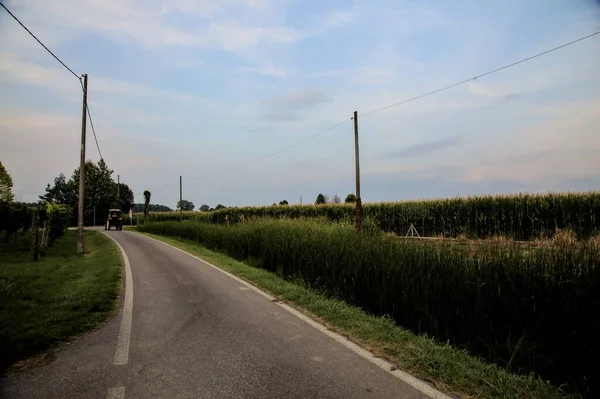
left=0, top=230, right=122, bottom=373
left=135, top=231, right=575, bottom=399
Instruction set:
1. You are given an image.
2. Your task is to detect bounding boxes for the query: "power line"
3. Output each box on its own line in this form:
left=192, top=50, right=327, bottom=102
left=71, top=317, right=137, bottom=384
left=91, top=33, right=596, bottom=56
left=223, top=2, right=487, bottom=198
left=192, top=30, right=598, bottom=179
left=0, top=2, right=80, bottom=79
left=191, top=119, right=351, bottom=179
left=2, top=3, right=105, bottom=162
left=361, top=30, right=600, bottom=117
left=86, top=104, right=103, bottom=160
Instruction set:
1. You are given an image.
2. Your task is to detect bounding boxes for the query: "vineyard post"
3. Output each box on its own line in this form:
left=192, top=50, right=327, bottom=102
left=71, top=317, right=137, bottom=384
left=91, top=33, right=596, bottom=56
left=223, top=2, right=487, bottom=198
left=77, top=73, right=88, bottom=254
left=353, top=111, right=363, bottom=233
left=30, top=207, right=39, bottom=262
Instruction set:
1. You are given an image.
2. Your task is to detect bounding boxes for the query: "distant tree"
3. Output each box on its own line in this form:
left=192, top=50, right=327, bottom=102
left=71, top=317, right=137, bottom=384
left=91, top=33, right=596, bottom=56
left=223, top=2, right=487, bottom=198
left=143, top=190, right=151, bottom=217
left=117, top=183, right=134, bottom=213
left=0, top=161, right=14, bottom=202
left=345, top=193, right=357, bottom=203
left=272, top=203, right=277, bottom=206
left=200, top=204, right=210, bottom=212
left=133, top=203, right=172, bottom=212
left=215, top=204, right=226, bottom=210
left=279, top=200, right=288, bottom=205
left=315, top=193, right=326, bottom=205
left=332, top=194, right=341, bottom=204
left=177, top=200, right=195, bottom=211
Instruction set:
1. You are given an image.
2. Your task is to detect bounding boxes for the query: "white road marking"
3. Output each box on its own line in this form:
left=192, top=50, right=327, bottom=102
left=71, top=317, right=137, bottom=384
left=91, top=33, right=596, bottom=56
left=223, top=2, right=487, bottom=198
left=139, top=233, right=452, bottom=399
left=107, top=386, right=125, bottom=399
left=104, top=233, right=134, bottom=366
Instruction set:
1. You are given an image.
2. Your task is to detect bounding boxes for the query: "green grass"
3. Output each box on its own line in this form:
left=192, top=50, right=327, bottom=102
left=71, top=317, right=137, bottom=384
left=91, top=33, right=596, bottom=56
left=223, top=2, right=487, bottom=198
left=136, top=231, right=576, bottom=399
left=0, top=230, right=122, bottom=372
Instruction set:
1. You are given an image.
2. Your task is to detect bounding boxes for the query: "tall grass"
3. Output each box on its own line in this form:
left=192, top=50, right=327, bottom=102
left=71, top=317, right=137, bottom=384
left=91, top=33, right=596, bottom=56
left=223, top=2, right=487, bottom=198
left=139, top=219, right=600, bottom=397
left=143, top=191, right=600, bottom=240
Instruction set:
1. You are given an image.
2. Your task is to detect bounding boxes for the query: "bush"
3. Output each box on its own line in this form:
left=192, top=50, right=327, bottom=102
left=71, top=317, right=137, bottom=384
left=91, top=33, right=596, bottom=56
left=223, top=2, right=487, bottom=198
left=43, top=202, right=70, bottom=245
left=0, top=202, right=33, bottom=241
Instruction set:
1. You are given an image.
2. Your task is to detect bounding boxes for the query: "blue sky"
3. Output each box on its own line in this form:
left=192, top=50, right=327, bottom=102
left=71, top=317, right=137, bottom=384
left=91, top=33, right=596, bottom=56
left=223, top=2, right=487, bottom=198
left=1, top=0, right=599, bottom=209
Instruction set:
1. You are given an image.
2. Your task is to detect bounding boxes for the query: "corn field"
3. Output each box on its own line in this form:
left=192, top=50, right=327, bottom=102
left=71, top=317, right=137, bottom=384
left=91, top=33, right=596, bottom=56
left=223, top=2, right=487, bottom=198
left=138, top=219, right=600, bottom=397
left=143, top=191, right=600, bottom=240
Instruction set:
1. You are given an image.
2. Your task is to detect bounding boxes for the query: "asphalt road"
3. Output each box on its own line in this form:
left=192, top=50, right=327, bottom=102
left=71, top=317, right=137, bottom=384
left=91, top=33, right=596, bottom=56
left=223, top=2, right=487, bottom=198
left=1, top=229, right=444, bottom=399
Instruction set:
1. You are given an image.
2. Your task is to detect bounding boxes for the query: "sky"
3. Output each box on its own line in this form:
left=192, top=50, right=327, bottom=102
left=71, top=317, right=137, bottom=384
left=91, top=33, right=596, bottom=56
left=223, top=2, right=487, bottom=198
left=0, top=0, right=599, bottom=209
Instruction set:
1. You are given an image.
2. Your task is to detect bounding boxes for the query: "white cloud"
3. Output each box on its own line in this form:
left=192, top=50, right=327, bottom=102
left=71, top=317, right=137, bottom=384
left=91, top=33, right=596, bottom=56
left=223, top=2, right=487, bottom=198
left=239, top=66, right=288, bottom=78
left=365, top=101, right=600, bottom=185
left=0, top=113, right=78, bottom=138
left=0, top=53, right=80, bottom=93
left=351, top=66, right=397, bottom=86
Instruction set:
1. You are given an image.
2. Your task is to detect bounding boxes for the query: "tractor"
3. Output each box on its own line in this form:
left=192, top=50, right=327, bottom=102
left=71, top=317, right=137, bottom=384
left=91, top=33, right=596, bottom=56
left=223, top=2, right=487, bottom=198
left=105, top=209, right=123, bottom=231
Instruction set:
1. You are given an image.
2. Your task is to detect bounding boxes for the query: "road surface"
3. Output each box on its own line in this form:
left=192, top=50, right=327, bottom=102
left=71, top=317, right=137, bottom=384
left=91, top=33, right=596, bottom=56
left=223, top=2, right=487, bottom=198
left=1, top=229, right=446, bottom=399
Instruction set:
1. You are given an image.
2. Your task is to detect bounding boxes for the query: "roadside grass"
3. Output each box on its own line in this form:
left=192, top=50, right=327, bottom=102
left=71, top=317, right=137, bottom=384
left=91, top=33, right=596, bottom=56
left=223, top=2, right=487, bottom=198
left=135, top=231, right=575, bottom=399
left=0, top=230, right=122, bottom=373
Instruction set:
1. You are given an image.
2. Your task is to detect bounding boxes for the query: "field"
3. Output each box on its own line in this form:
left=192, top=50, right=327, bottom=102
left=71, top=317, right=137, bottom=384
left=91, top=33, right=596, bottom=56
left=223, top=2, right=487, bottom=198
left=136, top=191, right=600, bottom=398
left=140, top=191, right=600, bottom=240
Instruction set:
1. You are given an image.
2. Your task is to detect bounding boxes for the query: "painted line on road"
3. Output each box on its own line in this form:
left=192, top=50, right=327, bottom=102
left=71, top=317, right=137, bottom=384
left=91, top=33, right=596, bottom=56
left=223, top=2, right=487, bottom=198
left=104, top=233, right=134, bottom=366
left=107, top=386, right=125, bottom=399
left=139, top=233, right=451, bottom=399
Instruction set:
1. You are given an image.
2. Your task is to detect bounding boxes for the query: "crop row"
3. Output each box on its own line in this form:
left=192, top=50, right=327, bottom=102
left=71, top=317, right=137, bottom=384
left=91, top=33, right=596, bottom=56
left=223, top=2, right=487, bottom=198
left=144, top=191, right=600, bottom=240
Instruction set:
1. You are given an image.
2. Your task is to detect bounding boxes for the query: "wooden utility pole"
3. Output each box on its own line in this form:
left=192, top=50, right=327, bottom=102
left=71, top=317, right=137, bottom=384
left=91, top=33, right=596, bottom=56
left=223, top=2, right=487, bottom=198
left=77, top=74, right=88, bottom=254
left=179, top=175, right=183, bottom=215
left=353, top=111, right=363, bottom=233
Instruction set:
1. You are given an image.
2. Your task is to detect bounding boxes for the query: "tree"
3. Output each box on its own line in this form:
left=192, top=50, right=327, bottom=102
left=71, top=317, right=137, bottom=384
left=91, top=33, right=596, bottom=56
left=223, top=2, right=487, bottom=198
left=41, top=159, right=128, bottom=226
left=177, top=200, right=195, bottom=211
left=0, top=161, right=14, bottom=202
left=315, top=193, right=326, bottom=205
left=215, top=204, right=226, bottom=210
left=332, top=194, right=341, bottom=204
left=117, top=183, right=134, bottom=213
left=279, top=200, right=288, bottom=206
left=42, top=173, right=76, bottom=207
left=345, top=193, right=357, bottom=203
left=143, top=190, right=151, bottom=217
left=200, top=204, right=210, bottom=212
